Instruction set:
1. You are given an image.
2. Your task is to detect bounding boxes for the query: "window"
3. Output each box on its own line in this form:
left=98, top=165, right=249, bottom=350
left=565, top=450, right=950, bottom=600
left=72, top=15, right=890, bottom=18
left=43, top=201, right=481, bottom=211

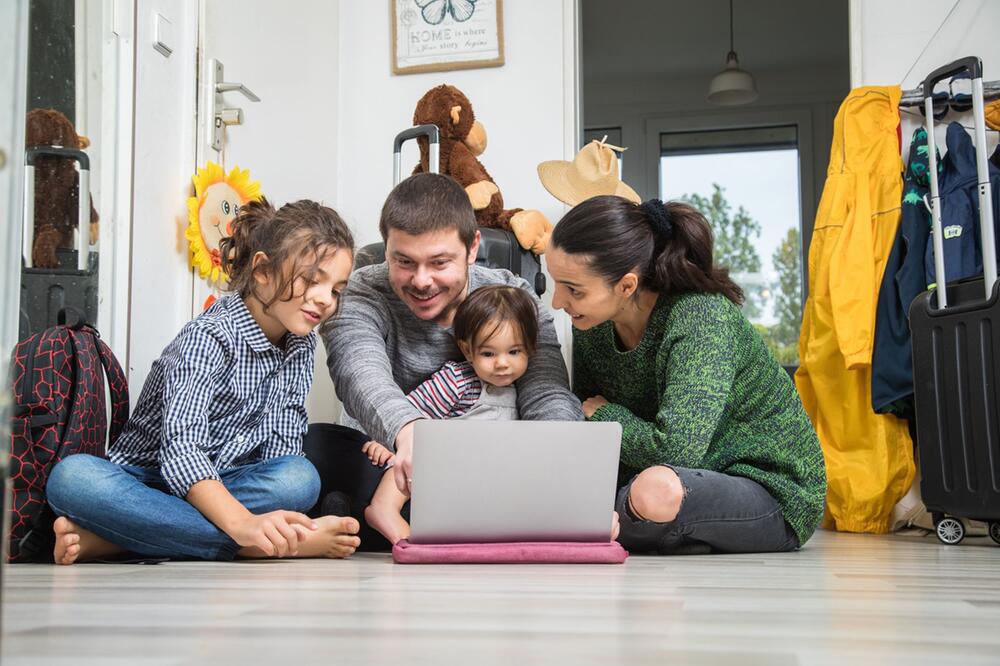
left=660, top=126, right=804, bottom=365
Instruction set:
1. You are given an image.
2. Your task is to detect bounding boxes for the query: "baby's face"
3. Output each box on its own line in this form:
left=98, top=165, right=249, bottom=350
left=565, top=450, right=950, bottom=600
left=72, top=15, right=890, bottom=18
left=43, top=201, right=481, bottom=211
left=463, top=322, right=530, bottom=388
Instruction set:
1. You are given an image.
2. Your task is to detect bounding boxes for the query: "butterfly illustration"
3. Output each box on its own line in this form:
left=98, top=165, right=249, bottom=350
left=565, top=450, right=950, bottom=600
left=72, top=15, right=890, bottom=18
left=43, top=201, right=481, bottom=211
left=415, top=0, right=477, bottom=25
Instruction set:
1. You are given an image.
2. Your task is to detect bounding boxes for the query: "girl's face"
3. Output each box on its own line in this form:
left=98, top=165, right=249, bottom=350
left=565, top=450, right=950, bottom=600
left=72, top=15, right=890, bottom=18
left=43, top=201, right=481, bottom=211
left=252, top=246, right=353, bottom=344
left=546, top=247, right=636, bottom=330
left=458, top=321, right=529, bottom=387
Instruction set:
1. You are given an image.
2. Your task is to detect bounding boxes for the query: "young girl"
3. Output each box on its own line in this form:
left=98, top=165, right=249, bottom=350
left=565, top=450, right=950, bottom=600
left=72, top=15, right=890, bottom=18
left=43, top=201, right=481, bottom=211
left=546, top=196, right=827, bottom=555
left=361, top=285, right=538, bottom=544
left=46, top=198, right=362, bottom=564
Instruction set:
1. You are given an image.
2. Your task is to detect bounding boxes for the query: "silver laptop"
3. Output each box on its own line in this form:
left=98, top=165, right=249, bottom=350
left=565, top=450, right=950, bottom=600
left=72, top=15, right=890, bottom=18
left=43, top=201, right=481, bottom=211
left=408, top=420, right=622, bottom=544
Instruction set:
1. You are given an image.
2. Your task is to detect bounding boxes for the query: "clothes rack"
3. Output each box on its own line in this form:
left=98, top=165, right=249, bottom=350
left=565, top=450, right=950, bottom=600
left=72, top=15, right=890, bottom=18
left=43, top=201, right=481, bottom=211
left=899, top=79, right=1000, bottom=106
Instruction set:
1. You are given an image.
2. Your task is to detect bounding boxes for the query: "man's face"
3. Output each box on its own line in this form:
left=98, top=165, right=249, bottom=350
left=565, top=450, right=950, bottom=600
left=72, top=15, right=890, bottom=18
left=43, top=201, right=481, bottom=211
left=385, top=227, right=480, bottom=327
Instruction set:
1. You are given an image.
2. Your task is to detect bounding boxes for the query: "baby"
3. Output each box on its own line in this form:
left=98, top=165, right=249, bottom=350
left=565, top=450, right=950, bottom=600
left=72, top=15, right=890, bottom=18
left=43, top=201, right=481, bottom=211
left=362, top=285, right=538, bottom=544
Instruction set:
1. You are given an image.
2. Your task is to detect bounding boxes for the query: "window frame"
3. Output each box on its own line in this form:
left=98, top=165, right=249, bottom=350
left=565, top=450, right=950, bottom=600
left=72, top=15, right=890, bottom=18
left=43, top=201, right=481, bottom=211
left=645, top=109, right=816, bottom=371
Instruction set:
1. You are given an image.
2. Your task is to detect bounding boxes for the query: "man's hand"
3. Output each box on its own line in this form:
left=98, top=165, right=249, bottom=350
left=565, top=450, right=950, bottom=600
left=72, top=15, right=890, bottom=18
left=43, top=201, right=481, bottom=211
left=228, top=511, right=318, bottom=558
left=362, top=440, right=395, bottom=466
left=392, top=421, right=418, bottom=496
left=582, top=395, right=609, bottom=419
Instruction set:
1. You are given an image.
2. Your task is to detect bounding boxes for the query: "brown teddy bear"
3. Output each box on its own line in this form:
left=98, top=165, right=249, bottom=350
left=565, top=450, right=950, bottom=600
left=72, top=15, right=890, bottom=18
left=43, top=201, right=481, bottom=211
left=25, top=108, right=99, bottom=269
left=412, top=85, right=553, bottom=254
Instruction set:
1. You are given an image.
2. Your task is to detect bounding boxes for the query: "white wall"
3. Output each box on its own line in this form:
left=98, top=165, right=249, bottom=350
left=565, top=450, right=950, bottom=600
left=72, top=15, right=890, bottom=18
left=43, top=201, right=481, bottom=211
left=200, top=0, right=341, bottom=423
left=337, top=1, right=579, bottom=249
left=850, top=0, right=998, bottom=89
left=850, top=0, right=1000, bottom=159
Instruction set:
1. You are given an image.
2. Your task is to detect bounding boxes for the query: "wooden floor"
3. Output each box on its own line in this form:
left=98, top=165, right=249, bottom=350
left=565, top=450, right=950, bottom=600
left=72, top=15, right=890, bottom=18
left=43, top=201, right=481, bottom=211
left=1, top=530, right=997, bottom=665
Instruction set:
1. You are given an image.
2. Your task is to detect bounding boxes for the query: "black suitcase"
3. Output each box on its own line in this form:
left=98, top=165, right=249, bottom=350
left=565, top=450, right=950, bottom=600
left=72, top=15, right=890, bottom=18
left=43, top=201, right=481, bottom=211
left=20, top=146, right=99, bottom=339
left=909, top=57, right=1000, bottom=546
left=354, top=125, right=546, bottom=296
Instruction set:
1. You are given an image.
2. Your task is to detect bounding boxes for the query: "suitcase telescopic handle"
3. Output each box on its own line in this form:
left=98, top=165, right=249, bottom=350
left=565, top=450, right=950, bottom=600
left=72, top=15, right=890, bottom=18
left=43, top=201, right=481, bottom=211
left=23, top=146, right=93, bottom=271
left=393, top=124, right=440, bottom=186
left=922, top=56, right=996, bottom=308
left=922, top=57, right=983, bottom=100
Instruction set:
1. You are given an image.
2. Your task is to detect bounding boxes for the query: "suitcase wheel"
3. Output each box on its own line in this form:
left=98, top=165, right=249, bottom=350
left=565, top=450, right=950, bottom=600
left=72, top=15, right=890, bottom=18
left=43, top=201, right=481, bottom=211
left=989, top=522, right=1000, bottom=546
left=935, top=516, right=965, bottom=545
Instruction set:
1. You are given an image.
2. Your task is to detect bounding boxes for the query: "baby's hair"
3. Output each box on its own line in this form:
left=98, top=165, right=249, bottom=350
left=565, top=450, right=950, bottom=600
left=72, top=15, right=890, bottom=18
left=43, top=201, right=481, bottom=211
left=453, top=285, right=538, bottom=356
left=219, top=197, right=355, bottom=310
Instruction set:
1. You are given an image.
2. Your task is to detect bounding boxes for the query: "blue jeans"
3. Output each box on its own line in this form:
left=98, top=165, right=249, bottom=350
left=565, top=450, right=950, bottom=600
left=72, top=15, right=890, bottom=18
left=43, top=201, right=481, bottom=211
left=46, top=454, right=321, bottom=560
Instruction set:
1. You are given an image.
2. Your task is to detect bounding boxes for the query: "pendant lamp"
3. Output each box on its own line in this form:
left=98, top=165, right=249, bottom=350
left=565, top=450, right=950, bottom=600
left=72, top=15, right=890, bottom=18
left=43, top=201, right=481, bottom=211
left=708, top=0, right=758, bottom=105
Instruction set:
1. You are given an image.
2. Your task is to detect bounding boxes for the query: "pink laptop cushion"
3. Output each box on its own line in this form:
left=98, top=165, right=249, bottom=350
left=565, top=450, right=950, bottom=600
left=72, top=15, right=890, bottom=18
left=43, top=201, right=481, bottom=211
left=392, top=539, right=628, bottom=564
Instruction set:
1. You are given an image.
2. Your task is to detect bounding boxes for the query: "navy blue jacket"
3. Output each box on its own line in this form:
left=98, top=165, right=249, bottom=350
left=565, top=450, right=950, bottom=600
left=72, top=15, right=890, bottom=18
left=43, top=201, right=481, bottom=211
left=923, top=122, right=1000, bottom=288
left=872, top=128, right=938, bottom=416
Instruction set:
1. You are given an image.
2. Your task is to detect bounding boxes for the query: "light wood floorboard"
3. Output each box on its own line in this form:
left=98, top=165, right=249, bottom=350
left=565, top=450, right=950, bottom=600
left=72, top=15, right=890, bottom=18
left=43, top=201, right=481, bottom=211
left=1, top=530, right=998, bottom=665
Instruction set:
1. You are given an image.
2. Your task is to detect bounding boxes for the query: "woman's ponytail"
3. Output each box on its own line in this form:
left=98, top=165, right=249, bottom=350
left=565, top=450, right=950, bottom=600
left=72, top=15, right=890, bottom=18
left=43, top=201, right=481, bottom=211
left=647, top=200, right=744, bottom=306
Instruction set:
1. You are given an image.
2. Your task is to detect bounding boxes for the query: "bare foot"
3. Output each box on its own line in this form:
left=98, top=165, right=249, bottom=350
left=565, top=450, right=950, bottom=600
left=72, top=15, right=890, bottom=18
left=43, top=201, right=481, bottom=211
left=364, top=501, right=411, bottom=545
left=292, top=515, right=361, bottom=559
left=53, top=516, right=124, bottom=565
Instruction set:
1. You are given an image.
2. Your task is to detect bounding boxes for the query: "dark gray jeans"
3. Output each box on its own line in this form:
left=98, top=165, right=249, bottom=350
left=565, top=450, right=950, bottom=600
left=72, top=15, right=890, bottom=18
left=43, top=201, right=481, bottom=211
left=616, top=465, right=800, bottom=554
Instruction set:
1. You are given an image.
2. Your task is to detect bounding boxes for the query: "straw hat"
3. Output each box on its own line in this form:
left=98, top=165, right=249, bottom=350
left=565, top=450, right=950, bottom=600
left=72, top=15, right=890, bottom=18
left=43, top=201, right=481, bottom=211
left=537, top=137, right=641, bottom=206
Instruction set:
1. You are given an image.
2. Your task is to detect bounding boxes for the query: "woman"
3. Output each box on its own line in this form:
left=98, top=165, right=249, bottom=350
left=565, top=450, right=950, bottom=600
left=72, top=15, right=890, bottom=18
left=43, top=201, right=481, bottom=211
left=546, top=195, right=826, bottom=554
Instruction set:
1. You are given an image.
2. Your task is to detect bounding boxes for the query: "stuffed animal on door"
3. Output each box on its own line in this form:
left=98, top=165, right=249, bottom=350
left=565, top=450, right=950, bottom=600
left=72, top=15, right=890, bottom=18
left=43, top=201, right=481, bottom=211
left=412, top=85, right=553, bottom=254
left=25, top=108, right=99, bottom=269
left=185, top=162, right=261, bottom=285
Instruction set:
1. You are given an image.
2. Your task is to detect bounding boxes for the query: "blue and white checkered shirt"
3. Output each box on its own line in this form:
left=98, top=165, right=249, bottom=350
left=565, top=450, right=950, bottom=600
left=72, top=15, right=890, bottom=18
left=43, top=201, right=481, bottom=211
left=110, top=294, right=316, bottom=497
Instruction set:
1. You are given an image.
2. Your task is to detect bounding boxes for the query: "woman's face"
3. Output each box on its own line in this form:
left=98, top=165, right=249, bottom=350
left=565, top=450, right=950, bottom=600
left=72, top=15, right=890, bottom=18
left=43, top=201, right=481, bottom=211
left=547, top=247, right=634, bottom=330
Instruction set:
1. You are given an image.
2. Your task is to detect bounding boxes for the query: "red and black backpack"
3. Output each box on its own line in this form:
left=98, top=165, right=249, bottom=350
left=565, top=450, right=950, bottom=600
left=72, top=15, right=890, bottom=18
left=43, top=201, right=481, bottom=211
left=7, top=316, right=128, bottom=562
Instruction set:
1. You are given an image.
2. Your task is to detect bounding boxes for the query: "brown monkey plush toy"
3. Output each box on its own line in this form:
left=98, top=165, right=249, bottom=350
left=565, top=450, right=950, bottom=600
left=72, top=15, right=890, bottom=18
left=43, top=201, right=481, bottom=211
left=25, top=108, right=99, bottom=269
left=412, top=85, right=553, bottom=254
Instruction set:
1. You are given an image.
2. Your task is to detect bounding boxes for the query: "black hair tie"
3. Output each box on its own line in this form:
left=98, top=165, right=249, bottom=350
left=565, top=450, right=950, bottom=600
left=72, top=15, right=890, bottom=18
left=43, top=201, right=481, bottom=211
left=640, top=199, right=673, bottom=239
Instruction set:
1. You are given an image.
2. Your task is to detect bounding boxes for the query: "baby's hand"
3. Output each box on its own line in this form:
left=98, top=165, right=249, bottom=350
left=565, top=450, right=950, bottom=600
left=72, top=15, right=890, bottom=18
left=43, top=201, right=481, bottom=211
left=362, top=440, right=395, bottom=466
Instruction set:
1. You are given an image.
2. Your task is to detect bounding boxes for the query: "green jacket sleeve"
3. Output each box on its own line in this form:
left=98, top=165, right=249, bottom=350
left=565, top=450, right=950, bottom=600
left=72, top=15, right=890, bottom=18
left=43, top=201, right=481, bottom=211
left=589, top=298, right=737, bottom=470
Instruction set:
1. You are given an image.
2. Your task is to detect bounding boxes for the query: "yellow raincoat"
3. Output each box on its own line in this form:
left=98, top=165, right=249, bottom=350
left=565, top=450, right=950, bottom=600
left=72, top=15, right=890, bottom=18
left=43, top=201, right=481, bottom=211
left=795, top=86, right=915, bottom=533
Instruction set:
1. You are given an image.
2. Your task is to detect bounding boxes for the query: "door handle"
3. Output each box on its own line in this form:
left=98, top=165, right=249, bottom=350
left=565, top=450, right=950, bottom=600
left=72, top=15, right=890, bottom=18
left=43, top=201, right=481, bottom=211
left=208, top=59, right=261, bottom=151
left=215, top=81, right=260, bottom=102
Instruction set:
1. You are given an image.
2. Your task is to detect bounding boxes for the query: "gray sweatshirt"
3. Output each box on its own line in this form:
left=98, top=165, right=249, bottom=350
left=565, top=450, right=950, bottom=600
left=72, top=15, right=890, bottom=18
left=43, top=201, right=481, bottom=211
left=322, top=262, right=583, bottom=447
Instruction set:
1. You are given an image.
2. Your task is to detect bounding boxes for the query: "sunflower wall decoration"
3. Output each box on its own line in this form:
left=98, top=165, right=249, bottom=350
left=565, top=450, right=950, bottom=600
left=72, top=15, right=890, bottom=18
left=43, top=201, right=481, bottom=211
left=185, top=162, right=262, bottom=286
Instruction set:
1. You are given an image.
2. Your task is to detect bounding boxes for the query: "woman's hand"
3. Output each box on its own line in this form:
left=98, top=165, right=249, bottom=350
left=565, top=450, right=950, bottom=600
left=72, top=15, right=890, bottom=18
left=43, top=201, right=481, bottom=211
left=582, top=395, right=609, bottom=419
left=361, top=440, right=395, bottom=466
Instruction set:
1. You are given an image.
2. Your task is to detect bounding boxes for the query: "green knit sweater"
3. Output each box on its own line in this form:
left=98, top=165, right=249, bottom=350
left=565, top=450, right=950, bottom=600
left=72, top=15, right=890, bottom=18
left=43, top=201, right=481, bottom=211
left=574, top=292, right=826, bottom=545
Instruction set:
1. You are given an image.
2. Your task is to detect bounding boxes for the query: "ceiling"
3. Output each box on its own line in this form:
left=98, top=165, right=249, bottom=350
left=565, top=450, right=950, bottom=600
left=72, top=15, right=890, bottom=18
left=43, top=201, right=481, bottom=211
left=582, top=0, right=850, bottom=86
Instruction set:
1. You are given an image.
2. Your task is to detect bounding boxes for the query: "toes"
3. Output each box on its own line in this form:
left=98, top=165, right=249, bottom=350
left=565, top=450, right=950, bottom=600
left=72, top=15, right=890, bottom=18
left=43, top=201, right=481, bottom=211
left=58, top=543, right=80, bottom=565
left=338, top=517, right=360, bottom=534
left=53, top=516, right=73, bottom=535
left=328, top=546, right=355, bottom=559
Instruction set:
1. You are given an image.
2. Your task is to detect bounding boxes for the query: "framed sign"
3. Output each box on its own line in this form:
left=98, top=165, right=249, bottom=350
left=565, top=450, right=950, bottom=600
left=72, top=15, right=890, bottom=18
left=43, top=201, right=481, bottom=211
left=391, top=0, right=505, bottom=75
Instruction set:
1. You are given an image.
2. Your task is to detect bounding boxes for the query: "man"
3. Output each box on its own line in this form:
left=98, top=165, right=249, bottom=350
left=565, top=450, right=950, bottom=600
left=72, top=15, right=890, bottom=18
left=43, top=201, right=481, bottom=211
left=310, top=173, right=582, bottom=547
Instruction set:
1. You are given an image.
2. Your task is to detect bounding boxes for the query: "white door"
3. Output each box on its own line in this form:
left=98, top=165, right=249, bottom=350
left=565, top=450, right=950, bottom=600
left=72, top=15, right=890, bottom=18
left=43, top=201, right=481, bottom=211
left=126, top=0, right=198, bottom=397
left=197, top=0, right=342, bottom=422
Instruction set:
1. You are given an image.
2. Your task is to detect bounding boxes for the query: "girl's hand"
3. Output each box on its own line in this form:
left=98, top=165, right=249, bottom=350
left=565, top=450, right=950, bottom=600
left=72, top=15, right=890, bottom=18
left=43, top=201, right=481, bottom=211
left=229, top=511, right=317, bottom=558
left=582, top=395, right=609, bottom=419
left=362, top=440, right=395, bottom=466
